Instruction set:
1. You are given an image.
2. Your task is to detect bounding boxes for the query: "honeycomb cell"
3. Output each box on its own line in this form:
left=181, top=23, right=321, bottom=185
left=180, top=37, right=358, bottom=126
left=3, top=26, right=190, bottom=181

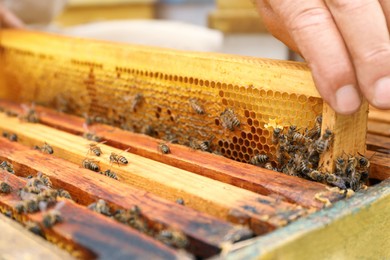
left=298, top=95, right=307, bottom=104
left=235, top=144, right=240, bottom=150
left=264, top=145, right=270, bottom=153
left=247, top=118, right=253, bottom=126
left=179, top=76, right=183, bottom=82
left=254, top=134, right=260, bottom=142
left=170, top=116, right=174, bottom=122
left=225, top=92, right=230, bottom=98
left=241, top=146, right=247, bottom=153
left=244, top=140, right=250, bottom=147
left=240, top=86, right=246, bottom=93
left=205, top=80, right=210, bottom=87
left=257, top=128, right=263, bottom=136
left=251, top=126, right=256, bottom=134
left=270, top=146, right=277, bottom=154
left=216, top=82, right=221, bottom=88
left=218, top=140, right=224, bottom=147
left=260, top=89, right=267, bottom=97
left=229, top=143, right=235, bottom=150
left=267, top=138, right=273, bottom=145
left=238, top=152, right=244, bottom=159
left=238, top=138, right=244, bottom=145
left=232, top=136, right=238, bottom=144
left=241, top=132, right=247, bottom=139
left=222, top=83, right=227, bottom=90
left=222, top=98, right=228, bottom=105
left=219, top=90, right=224, bottom=97
left=228, top=100, right=234, bottom=106
left=189, top=77, right=194, bottom=84
left=215, top=118, right=220, bottom=126
left=250, top=111, right=256, bottom=118
left=247, top=147, right=254, bottom=154
left=226, top=150, right=232, bottom=156
left=290, top=93, right=298, bottom=101
left=173, top=75, right=178, bottom=81
left=266, top=90, right=273, bottom=97
left=234, top=100, right=241, bottom=107
left=244, top=154, right=250, bottom=161
left=221, top=148, right=226, bottom=154
left=244, top=110, right=250, bottom=117
left=282, top=92, right=289, bottom=100
left=263, top=130, right=270, bottom=137
left=157, top=107, right=162, bottom=113
left=247, top=133, right=253, bottom=140
left=155, top=112, right=160, bottom=119
left=199, top=79, right=204, bottom=86
left=232, top=151, right=238, bottom=158
left=234, top=85, right=239, bottom=92
left=251, top=141, right=257, bottom=149
left=254, top=120, right=260, bottom=127
left=224, top=142, right=229, bottom=149
left=260, top=136, right=266, bottom=144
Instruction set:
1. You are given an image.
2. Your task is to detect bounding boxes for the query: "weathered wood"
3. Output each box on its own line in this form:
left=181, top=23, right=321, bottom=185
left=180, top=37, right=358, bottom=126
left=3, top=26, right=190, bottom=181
left=320, top=101, right=368, bottom=172
left=0, top=137, right=253, bottom=258
left=366, top=150, right=390, bottom=181
left=0, top=114, right=310, bottom=234
left=0, top=214, right=74, bottom=260
left=217, top=179, right=390, bottom=259
left=368, top=106, right=390, bottom=124
left=0, top=100, right=346, bottom=209
left=0, top=171, right=187, bottom=260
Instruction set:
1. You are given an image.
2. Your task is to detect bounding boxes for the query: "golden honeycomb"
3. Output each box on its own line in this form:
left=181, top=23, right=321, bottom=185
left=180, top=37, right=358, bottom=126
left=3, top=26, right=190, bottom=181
left=0, top=31, right=325, bottom=164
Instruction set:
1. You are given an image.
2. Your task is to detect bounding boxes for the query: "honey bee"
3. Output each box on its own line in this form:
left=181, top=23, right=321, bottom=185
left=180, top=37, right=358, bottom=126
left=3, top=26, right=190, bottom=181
left=34, top=142, right=54, bottom=154
left=15, top=203, right=26, bottom=214
left=83, top=132, right=102, bottom=142
left=19, top=104, right=39, bottom=123
left=0, top=181, right=12, bottom=194
left=2, top=132, right=18, bottom=142
left=100, top=169, right=119, bottom=180
left=158, top=143, right=171, bottom=154
left=272, top=127, right=283, bottom=145
left=356, top=154, right=370, bottom=171
left=87, top=141, right=107, bottom=157
left=131, top=93, right=143, bottom=112
left=37, top=172, right=52, bottom=188
left=307, top=115, right=322, bottom=139
left=57, top=189, right=72, bottom=200
left=109, top=148, right=130, bottom=166
left=82, top=159, right=100, bottom=172
left=282, top=159, right=298, bottom=176
left=287, top=125, right=298, bottom=141
left=0, top=161, right=15, bottom=174
left=189, top=98, right=205, bottom=115
left=314, top=129, right=333, bottom=154
left=25, top=221, right=43, bottom=237
left=334, top=157, right=346, bottom=176
left=292, top=132, right=310, bottom=145
left=220, top=108, right=240, bottom=131
left=88, top=199, right=111, bottom=216
left=24, top=199, right=39, bottom=213
left=264, top=162, right=278, bottom=171
left=156, top=229, right=189, bottom=249
left=5, top=110, right=18, bottom=117
left=42, top=209, right=63, bottom=228
left=250, top=154, right=269, bottom=166
left=307, top=170, right=325, bottom=182
left=176, top=198, right=185, bottom=205
left=325, top=173, right=347, bottom=190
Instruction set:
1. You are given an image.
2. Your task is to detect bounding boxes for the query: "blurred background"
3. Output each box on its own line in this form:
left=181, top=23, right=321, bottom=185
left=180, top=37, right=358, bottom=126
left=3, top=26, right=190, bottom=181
left=1, top=0, right=289, bottom=60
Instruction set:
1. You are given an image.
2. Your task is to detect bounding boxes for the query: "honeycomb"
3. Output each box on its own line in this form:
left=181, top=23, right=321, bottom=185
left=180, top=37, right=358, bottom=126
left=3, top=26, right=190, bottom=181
left=0, top=31, right=324, bottom=164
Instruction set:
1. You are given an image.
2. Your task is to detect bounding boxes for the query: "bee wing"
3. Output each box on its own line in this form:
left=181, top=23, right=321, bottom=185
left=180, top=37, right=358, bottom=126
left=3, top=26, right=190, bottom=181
left=39, top=201, right=48, bottom=212
left=54, top=200, right=66, bottom=211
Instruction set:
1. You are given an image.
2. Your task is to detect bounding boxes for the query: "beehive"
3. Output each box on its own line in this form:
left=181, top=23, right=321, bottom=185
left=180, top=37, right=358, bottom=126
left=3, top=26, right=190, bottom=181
left=0, top=30, right=389, bottom=259
left=0, top=30, right=367, bottom=171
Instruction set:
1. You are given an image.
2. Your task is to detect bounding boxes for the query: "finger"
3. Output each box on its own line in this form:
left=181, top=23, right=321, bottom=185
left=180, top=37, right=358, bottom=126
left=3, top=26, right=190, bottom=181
left=379, top=0, right=390, bottom=30
left=0, top=5, right=24, bottom=28
left=325, top=0, right=390, bottom=109
left=269, top=0, right=360, bottom=114
left=255, top=1, right=299, bottom=53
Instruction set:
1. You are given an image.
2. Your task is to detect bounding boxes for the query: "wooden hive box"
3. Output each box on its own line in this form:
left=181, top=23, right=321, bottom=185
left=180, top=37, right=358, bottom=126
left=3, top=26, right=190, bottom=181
left=0, top=30, right=389, bottom=259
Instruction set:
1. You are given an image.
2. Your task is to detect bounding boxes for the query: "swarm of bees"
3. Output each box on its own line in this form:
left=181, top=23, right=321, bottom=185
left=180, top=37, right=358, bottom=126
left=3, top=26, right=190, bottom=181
left=155, top=229, right=189, bottom=249
left=255, top=115, right=370, bottom=191
left=34, top=142, right=54, bottom=154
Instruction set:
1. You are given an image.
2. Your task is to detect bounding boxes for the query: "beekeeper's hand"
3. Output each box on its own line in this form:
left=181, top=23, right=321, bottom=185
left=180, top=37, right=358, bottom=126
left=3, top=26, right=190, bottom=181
left=0, top=4, right=24, bottom=28
left=255, top=1, right=390, bottom=114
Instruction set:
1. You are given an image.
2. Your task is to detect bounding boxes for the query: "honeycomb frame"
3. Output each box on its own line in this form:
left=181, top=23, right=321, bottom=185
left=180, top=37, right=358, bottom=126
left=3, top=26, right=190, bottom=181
left=0, top=30, right=367, bottom=171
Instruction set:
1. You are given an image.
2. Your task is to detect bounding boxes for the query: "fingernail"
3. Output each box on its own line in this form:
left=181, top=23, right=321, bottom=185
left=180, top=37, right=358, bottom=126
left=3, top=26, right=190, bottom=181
left=373, top=77, right=390, bottom=108
left=335, top=85, right=361, bottom=114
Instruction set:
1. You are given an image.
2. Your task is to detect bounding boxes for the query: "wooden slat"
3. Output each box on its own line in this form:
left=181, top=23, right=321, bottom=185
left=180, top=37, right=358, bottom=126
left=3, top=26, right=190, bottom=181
left=0, top=100, right=346, bottom=209
left=217, top=179, right=390, bottom=259
left=369, top=106, right=390, bottom=124
left=366, top=150, right=390, bottom=181
left=0, top=114, right=310, bottom=235
left=368, top=120, right=390, bottom=137
left=0, top=171, right=187, bottom=260
left=0, top=137, right=253, bottom=258
left=0, top=214, right=73, bottom=260
left=367, top=133, right=390, bottom=154
left=320, top=102, right=368, bottom=172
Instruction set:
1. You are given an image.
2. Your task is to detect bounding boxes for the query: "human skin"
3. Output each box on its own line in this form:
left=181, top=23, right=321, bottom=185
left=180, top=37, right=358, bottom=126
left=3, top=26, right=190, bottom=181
left=255, top=0, right=390, bottom=115
left=0, top=4, right=24, bottom=28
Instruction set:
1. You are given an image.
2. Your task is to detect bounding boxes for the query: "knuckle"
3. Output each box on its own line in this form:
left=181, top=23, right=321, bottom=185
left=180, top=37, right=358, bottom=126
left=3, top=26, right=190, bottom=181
left=356, top=44, right=390, bottom=64
left=287, top=7, right=333, bottom=33
left=326, top=0, right=372, bottom=12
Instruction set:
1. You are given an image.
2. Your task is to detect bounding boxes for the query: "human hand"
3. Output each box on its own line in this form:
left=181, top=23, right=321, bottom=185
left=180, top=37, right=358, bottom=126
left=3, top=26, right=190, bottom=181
left=0, top=4, right=24, bottom=28
left=255, top=0, right=390, bottom=114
